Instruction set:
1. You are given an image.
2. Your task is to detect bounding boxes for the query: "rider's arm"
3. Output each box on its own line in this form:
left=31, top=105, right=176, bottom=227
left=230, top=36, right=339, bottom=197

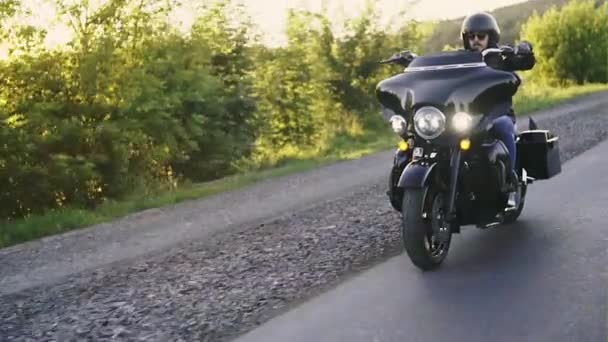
left=504, top=41, right=536, bottom=71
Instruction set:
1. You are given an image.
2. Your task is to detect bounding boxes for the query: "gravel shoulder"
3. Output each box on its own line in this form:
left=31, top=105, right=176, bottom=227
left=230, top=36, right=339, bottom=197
left=1, top=92, right=608, bottom=341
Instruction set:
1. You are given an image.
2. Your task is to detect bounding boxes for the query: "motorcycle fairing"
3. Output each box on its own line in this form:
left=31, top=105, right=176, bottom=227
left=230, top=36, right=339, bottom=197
left=376, top=50, right=520, bottom=117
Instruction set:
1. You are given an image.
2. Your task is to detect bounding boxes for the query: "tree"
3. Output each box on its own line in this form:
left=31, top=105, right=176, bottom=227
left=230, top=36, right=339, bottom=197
left=177, top=0, right=260, bottom=179
left=0, top=0, right=430, bottom=221
left=0, top=0, right=47, bottom=58
left=248, top=1, right=423, bottom=166
left=521, top=0, right=608, bottom=84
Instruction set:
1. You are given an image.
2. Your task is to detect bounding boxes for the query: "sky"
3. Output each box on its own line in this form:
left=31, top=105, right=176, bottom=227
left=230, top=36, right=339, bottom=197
left=234, top=0, right=530, bottom=45
left=15, top=0, right=530, bottom=48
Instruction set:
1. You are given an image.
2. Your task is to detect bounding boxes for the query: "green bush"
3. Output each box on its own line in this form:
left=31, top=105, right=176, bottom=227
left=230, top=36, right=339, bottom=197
left=521, top=0, right=608, bottom=84
left=0, top=1, right=258, bottom=219
left=1, top=0, right=606, bottom=223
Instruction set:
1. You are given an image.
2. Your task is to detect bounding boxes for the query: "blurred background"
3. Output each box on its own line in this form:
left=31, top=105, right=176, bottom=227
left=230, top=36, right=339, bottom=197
left=1, top=0, right=607, bottom=246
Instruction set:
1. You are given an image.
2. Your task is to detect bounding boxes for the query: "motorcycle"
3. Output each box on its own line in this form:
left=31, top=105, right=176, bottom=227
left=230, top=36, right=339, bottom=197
left=376, top=48, right=562, bottom=271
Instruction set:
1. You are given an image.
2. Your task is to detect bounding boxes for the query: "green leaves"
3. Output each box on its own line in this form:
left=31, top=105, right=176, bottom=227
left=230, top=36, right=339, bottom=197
left=1, top=0, right=258, bottom=219
left=249, top=4, right=422, bottom=166
left=521, top=0, right=608, bottom=84
left=0, top=0, right=426, bottom=220
left=6, top=0, right=602, bottom=222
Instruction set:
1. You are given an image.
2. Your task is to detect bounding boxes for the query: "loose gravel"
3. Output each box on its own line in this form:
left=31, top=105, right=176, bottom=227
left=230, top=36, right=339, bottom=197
left=1, top=101, right=607, bottom=342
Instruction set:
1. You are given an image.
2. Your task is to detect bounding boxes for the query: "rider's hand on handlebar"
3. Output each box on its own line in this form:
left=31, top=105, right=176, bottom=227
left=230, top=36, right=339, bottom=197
left=515, top=41, right=533, bottom=55
left=500, top=46, right=515, bottom=56
left=398, top=50, right=417, bottom=60
left=380, top=50, right=417, bottom=66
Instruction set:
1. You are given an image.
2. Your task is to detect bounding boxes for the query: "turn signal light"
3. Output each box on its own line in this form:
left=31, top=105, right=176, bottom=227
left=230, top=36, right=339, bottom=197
left=398, top=141, right=409, bottom=151
left=460, top=138, right=471, bottom=151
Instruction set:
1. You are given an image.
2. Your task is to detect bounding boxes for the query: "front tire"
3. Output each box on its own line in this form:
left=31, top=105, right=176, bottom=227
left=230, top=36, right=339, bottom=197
left=401, top=189, right=451, bottom=271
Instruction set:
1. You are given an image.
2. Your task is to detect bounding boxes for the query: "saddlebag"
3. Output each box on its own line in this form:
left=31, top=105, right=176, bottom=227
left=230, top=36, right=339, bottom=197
left=516, top=130, right=562, bottom=180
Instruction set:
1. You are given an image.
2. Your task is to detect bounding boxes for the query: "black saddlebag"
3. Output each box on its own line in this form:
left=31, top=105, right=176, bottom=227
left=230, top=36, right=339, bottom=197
left=516, top=129, right=562, bottom=180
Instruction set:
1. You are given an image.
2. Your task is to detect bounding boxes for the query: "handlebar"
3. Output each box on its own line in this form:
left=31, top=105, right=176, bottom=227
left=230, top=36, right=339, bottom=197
left=379, top=51, right=417, bottom=67
left=380, top=43, right=531, bottom=67
left=482, top=46, right=515, bottom=58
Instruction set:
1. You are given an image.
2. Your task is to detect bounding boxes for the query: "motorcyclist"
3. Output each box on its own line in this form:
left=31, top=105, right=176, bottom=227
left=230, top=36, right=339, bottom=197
left=461, top=11, right=535, bottom=209
left=388, top=12, right=535, bottom=209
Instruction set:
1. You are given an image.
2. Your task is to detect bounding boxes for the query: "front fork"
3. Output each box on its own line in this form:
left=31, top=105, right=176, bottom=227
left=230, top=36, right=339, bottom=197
left=392, top=140, right=463, bottom=225
left=445, top=148, right=462, bottom=222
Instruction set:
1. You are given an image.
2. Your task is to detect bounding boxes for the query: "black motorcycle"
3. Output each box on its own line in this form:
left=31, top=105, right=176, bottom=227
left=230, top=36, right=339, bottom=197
left=376, top=48, right=562, bottom=270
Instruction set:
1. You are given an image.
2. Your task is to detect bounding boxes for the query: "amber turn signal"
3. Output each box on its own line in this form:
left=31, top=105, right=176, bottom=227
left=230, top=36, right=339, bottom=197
left=460, top=138, right=471, bottom=150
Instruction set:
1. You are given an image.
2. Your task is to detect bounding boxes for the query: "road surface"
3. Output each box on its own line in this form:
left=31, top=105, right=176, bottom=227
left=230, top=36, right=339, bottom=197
left=233, top=137, right=608, bottom=342
left=1, top=91, right=606, bottom=296
left=2, top=92, right=608, bottom=341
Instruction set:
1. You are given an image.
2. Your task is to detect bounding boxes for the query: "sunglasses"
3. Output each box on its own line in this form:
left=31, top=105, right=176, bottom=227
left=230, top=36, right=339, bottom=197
left=466, top=32, right=488, bottom=40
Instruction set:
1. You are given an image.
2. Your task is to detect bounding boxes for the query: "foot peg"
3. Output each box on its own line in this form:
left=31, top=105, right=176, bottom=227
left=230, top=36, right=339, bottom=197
left=522, top=168, right=534, bottom=184
left=477, top=213, right=504, bottom=229
left=507, top=192, right=518, bottom=208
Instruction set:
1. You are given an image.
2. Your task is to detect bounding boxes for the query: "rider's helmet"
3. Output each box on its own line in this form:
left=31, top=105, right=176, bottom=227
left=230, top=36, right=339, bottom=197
left=461, top=12, right=501, bottom=50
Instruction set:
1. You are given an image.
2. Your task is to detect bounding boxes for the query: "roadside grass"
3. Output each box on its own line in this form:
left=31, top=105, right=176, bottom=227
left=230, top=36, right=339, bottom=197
left=514, top=82, right=608, bottom=114
left=2, top=83, right=607, bottom=248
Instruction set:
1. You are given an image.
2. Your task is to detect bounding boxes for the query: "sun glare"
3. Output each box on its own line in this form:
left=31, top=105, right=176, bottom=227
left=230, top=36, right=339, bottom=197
left=5, top=0, right=529, bottom=53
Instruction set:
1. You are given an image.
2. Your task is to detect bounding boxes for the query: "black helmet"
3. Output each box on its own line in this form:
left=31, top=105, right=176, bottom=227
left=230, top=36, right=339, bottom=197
left=461, top=12, right=501, bottom=49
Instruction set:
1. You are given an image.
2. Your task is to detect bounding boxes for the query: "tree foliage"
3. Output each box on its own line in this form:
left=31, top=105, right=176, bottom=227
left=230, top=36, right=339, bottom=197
left=1, top=0, right=605, bottom=221
left=250, top=2, right=424, bottom=165
left=0, top=0, right=422, bottom=220
left=520, top=0, right=608, bottom=84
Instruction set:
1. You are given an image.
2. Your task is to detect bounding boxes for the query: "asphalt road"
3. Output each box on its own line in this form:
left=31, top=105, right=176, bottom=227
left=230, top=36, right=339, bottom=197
left=233, top=137, right=608, bottom=342
left=2, top=92, right=608, bottom=342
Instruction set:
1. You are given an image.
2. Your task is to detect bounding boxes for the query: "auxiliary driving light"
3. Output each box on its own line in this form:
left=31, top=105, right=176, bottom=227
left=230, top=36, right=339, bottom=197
left=460, top=138, right=471, bottom=151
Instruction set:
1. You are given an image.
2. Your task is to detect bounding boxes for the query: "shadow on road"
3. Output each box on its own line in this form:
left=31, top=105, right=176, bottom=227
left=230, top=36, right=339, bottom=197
left=403, top=219, right=570, bottom=339
left=444, top=220, right=550, bottom=269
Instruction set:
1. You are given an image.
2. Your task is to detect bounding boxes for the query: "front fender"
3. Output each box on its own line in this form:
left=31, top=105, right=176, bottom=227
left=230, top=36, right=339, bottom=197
left=398, top=160, right=437, bottom=189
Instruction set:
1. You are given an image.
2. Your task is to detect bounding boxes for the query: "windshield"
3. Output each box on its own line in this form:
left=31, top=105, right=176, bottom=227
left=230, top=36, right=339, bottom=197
left=408, top=50, right=484, bottom=69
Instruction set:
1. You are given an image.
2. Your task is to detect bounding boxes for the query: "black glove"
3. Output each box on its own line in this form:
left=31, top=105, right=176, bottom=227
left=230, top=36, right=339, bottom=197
left=380, top=50, right=417, bottom=67
left=515, top=41, right=533, bottom=55
left=398, top=50, right=417, bottom=61
left=394, top=50, right=417, bottom=66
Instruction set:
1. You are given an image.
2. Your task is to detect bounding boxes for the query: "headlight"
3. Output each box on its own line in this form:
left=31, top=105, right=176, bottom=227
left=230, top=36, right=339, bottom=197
left=452, top=112, right=482, bottom=133
left=414, top=106, right=446, bottom=140
left=452, top=112, right=473, bottom=132
left=389, top=115, right=407, bottom=135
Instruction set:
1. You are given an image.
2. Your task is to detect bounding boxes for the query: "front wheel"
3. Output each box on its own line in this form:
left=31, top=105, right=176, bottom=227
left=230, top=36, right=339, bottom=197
left=401, top=189, right=451, bottom=271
